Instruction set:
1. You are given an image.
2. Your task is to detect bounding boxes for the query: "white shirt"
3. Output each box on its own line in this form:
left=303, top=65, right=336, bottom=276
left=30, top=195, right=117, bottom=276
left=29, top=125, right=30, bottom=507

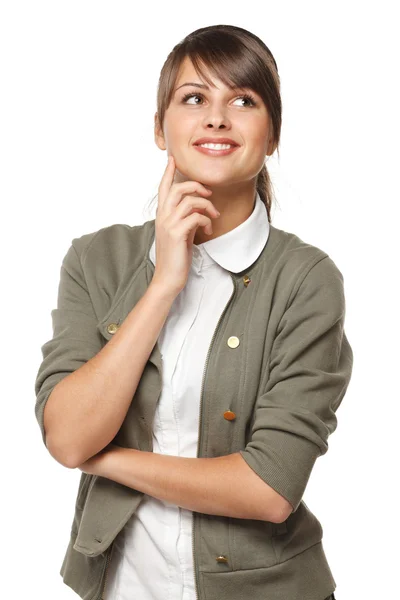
left=104, top=191, right=270, bottom=600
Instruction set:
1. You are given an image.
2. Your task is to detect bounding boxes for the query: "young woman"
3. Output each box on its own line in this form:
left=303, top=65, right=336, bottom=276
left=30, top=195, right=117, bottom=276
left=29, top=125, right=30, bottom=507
left=35, top=24, right=352, bottom=600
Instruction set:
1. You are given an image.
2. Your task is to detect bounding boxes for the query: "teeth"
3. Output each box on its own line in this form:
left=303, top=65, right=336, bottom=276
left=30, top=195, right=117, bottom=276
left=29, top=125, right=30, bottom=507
left=199, top=143, right=233, bottom=149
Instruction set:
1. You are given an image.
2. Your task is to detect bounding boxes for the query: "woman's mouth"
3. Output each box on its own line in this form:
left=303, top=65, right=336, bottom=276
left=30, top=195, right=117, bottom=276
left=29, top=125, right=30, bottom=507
left=193, top=143, right=240, bottom=157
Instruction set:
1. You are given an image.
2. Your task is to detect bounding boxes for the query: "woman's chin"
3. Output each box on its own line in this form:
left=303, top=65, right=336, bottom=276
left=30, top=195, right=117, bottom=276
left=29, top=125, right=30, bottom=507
left=173, top=165, right=239, bottom=189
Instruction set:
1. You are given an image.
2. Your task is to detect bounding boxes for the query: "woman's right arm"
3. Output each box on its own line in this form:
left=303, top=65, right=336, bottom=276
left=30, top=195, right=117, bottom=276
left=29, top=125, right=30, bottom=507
left=44, top=281, right=177, bottom=469
left=40, top=155, right=219, bottom=469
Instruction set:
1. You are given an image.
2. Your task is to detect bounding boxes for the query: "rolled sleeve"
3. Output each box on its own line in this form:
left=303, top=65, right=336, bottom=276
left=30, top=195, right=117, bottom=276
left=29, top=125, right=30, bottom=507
left=34, top=236, right=103, bottom=448
left=239, top=255, right=354, bottom=513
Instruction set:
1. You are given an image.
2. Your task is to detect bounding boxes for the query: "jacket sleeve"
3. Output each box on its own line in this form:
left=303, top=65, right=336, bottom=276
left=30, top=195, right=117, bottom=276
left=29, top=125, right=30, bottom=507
left=239, top=255, right=354, bottom=513
left=34, top=236, right=104, bottom=449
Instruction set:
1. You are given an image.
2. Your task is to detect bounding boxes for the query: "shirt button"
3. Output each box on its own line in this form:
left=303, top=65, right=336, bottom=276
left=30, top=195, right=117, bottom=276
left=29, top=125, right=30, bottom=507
left=216, top=555, right=228, bottom=563
left=223, top=410, right=236, bottom=421
left=107, top=322, right=119, bottom=334
left=227, top=336, right=240, bottom=348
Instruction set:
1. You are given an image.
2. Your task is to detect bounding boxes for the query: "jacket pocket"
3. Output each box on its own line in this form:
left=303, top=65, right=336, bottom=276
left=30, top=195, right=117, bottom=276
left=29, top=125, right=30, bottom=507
left=76, top=473, right=94, bottom=510
left=71, top=473, right=95, bottom=534
left=271, top=500, right=323, bottom=564
left=229, top=517, right=276, bottom=570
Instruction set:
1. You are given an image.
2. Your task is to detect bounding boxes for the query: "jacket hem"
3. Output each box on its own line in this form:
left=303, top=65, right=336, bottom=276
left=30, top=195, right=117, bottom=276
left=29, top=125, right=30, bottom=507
left=59, top=529, right=108, bottom=600
left=199, top=540, right=336, bottom=600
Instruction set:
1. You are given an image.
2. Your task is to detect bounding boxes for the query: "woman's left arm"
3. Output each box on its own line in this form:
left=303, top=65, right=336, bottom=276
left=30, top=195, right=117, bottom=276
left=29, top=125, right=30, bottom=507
left=77, top=443, right=288, bottom=523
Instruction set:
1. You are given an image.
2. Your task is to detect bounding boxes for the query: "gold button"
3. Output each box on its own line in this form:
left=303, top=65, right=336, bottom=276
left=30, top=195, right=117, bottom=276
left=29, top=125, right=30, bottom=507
left=227, top=336, right=240, bottom=348
left=223, top=410, right=236, bottom=421
left=107, top=322, right=119, bottom=334
left=216, top=555, right=228, bottom=563
left=243, top=275, right=251, bottom=287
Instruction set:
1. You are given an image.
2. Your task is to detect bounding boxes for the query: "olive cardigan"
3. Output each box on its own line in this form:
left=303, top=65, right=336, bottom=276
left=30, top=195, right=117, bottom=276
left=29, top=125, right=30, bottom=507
left=34, top=218, right=353, bottom=600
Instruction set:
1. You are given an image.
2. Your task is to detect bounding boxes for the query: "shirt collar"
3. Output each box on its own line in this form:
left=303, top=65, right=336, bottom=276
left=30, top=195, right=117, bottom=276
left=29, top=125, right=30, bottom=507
left=149, top=191, right=270, bottom=274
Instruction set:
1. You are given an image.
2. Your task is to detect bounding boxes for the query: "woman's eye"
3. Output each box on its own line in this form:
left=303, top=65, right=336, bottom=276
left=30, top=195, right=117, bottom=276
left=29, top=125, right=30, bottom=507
left=182, top=94, right=203, bottom=105
left=181, top=93, right=256, bottom=107
left=234, top=96, right=256, bottom=107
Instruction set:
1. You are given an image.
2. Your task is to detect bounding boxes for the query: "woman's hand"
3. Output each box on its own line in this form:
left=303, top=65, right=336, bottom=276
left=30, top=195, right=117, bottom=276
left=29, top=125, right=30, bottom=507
left=151, top=155, right=220, bottom=297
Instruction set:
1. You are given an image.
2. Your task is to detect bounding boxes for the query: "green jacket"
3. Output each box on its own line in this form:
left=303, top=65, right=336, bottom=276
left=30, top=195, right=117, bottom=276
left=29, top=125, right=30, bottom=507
left=34, top=218, right=353, bottom=600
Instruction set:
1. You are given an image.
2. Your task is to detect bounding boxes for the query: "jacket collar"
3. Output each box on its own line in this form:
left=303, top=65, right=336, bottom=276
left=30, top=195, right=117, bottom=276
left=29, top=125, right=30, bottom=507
left=96, top=194, right=281, bottom=366
left=148, top=191, right=269, bottom=273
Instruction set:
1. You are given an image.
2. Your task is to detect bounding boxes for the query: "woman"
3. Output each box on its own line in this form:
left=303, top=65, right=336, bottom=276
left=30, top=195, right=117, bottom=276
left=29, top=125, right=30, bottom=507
left=35, top=24, right=352, bottom=600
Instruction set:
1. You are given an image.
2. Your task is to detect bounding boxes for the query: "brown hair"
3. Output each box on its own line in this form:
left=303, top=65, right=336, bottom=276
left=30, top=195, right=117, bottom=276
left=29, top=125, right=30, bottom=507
left=146, top=24, right=282, bottom=223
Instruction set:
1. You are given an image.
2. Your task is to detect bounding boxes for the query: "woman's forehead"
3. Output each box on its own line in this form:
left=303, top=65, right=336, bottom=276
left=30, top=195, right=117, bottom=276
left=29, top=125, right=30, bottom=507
left=174, top=58, right=250, bottom=94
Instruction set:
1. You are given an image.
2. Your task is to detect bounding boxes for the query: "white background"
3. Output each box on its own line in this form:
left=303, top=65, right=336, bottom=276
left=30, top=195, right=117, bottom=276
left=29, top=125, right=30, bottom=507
left=1, top=1, right=398, bottom=598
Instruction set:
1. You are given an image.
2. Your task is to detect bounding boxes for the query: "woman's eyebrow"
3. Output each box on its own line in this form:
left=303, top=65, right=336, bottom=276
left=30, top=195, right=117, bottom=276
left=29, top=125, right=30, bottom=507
left=174, top=82, right=253, bottom=94
left=175, top=82, right=209, bottom=92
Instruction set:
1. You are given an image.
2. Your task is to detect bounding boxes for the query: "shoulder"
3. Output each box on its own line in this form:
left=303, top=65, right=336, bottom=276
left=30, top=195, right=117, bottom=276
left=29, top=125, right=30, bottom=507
left=267, top=224, right=346, bottom=313
left=67, top=219, right=154, bottom=270
left=270, top=223, right=345, bottom=283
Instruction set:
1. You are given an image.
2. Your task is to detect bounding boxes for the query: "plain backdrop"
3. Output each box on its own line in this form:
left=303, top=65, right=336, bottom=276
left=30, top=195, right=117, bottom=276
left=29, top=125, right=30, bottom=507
left=1, top=1, right=398, bottom=598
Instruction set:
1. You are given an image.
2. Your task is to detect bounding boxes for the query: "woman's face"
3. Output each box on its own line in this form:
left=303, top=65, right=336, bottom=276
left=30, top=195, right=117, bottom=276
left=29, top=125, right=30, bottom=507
left=155, top=56, right=275, bottom=189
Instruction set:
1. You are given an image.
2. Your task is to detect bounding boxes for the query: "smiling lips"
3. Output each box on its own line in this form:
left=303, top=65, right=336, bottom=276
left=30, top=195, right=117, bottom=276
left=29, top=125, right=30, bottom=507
left=193, top=143, right=239, bottom=157
left=193, top=137, right=240, bottom=157
left=194, top=145, right=239, bottom=156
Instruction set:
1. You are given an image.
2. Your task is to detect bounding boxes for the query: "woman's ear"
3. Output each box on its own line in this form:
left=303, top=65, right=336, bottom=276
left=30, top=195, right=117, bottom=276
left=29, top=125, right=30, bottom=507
left=266, top=134, right=277, bottom=157
left=154, top=112, right=166, bottom=150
